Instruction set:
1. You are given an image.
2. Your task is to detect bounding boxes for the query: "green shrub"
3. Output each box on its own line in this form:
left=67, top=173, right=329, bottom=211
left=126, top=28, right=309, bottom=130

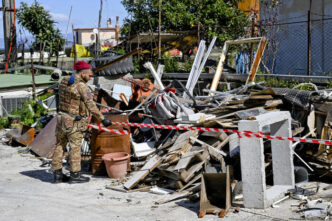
left=183, top=60, right=193, bottom=72
left=327, top=80, right=332, bottom=89
left=163, top=55, right=179, bottom=73
left=0, top=117, right=9, bottom=129
left=11, top=92, right=52, bottom=126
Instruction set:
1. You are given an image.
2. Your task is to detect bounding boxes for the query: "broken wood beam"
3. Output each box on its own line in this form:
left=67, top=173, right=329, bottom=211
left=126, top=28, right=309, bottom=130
left=124, top=155, right=162, bottom=190
left=190, top=136, right=227, bottom=157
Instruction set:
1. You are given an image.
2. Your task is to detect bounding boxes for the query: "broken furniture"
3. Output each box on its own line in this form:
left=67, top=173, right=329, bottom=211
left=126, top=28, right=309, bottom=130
left=210, top=37, right=268, bottom=93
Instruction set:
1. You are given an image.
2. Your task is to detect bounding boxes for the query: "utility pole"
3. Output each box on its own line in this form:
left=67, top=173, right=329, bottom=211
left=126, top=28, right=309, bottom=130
left=249, top=10, right=256, bottom=70
left=158, top=0, right=161, bottom=60
left=97, top=0, right=103, bottom=56
left=30, top=48, right=36, bottom=100
left=72, top=24, right=77, bottom=63
left=307, top=0, right=312, bottom=76
left=2, top=0, right=17, bottom=66
left=197, top=0, right=201, bottom=43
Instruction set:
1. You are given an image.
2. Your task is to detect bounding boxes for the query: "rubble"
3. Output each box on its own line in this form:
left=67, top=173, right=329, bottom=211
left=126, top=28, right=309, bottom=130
left=1, top=39, right=332, bottom=219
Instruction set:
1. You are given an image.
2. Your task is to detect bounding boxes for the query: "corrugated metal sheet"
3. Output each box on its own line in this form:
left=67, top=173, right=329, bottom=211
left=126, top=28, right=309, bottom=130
left=0, top=74, right=55, bottom=90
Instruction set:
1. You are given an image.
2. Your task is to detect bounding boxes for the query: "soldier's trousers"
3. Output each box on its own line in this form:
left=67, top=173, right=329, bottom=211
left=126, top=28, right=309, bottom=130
left=52, top=116, right=84, bottom=172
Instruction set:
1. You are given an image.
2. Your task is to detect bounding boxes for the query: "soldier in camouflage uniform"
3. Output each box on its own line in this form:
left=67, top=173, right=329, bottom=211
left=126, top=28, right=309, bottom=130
left=52, top=61, right=112, bottom=184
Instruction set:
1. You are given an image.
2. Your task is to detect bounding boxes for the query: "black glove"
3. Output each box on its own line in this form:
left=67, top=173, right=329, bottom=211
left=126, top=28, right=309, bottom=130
left=102, top=119, right=112, bottom=127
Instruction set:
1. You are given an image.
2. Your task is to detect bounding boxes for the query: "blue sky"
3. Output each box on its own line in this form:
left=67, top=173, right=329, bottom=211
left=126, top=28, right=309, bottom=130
left=0, top=0, right=128, bottom=47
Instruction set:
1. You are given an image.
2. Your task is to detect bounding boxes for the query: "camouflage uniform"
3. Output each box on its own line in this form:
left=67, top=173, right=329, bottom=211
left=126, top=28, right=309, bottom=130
left=52, top=74, right=104, bottom=172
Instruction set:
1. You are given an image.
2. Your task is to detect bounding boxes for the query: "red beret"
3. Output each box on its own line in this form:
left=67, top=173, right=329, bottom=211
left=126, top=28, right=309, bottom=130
left=74, top=61, right=92, bottom=71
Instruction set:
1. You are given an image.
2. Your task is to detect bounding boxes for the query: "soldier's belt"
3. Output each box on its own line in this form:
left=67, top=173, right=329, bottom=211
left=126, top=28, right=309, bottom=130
left=59, top=112, right=85, bottom=121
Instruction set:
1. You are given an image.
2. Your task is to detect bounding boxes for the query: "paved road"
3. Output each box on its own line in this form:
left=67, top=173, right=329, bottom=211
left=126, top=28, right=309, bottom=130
left=0, top=142, right=300, bottom=221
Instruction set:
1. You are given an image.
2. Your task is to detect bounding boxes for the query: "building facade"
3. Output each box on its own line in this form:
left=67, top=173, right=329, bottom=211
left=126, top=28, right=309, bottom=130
left=73, top=17, right=121, bottom=47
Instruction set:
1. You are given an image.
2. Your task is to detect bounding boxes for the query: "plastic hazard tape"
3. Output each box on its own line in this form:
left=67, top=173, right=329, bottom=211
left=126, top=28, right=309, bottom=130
left=109, top=121, right=332, bottom=146
left=87, top=123, right=130, bottom=135
left=89, top=109, right=332, bottom=145
left=100, top=107, right=115, bottom=113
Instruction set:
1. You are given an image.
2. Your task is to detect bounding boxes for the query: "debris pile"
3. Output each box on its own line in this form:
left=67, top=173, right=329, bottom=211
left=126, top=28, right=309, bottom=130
left=2, top=38, right=332, bottom=219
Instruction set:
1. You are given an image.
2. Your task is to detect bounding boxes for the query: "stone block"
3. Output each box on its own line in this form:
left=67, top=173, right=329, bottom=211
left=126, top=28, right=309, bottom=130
left=239, top=111, right=294, bottom=208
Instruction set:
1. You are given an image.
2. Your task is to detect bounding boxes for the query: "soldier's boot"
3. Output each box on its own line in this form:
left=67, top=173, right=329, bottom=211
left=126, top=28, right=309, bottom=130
left=53, top=169, right=70, bottom=183
left=69, top=172, right=90, bottom=184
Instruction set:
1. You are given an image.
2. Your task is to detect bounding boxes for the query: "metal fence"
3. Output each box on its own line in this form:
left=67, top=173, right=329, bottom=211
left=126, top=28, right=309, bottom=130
left=259, top=17, right=332, bottom=76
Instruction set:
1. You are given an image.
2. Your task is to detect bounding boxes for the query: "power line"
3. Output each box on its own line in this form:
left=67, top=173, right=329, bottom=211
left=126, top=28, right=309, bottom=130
left=258, top=16, right=332, bottom=27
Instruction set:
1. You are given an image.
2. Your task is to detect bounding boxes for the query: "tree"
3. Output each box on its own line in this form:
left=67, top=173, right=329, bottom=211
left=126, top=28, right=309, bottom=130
left=16, top=1, right=64, bottom=56
left=121, top=0, right=248, bottom=46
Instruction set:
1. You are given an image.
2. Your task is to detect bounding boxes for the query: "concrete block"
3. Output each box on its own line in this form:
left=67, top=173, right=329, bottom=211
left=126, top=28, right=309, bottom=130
left=239, top=111, right=294, bottom=208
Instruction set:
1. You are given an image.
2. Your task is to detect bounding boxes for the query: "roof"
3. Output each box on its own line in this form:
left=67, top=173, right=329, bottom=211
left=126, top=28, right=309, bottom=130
left=128, top=32, right=184, bottom=44
left=0, top=74, right=56, bottom=90
left=74, top=28, right=117, bottom=31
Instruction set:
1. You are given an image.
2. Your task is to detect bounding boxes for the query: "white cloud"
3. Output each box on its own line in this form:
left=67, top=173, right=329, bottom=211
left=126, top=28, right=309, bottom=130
left=50, top=13, right=68, bottom=22
left=41, top=4, right=51, bottom=11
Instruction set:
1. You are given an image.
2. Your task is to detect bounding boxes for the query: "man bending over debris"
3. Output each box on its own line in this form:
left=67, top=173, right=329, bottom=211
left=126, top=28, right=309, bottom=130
left=52, top=61, right=112, bottom=184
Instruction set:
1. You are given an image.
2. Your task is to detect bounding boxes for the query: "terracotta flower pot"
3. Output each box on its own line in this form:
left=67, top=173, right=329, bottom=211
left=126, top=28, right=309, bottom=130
left=102, top=152, right=130, bottom=179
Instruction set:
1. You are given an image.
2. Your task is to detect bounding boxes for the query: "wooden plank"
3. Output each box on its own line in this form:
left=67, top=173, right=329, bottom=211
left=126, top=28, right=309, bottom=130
left=210, top=42, right=229, bottom=93
left=246, top=36, right=268, bottom=84
left=235, top=107, right=267, bottom=120
left=124, top=155, right=162, bottom=190
left=163, top=142, right=192, bottom=165
left=214, top=112, right=235, bottom=120
left=317, top=110, right=332, bottom=160
left=106, top=185, right=150, bottom=193
left=227, top=37, right=262, bottom=45
left=173, top=152, right=197, bottom=171
left=168, top=131, right=197, bottom=152
left=216, top=136, right=229, bottom=149
left=180, top=161, right=205, bottom=183
left=307, top=105, right=316, bottom=137
left=223, top=104, right=246, bottom=110
left=264, top=99, right=283, bottom=108
left=208, top=146, right=224, bottom=162
left=228, top=99, right=245, bottom=105
left=155, top=168, right=180, bottom=181
left=178, top=173, right=202, bottom=192
left=190, top=137, right=227, bottom=157
left=180, top=149, right=210, bottom=183
left=215, top=121, right=237, bottom=129
left=200, top=131, right=228, bottom=141
left=196, top=149, right=211, bottom=162
left=248, top=95, right=273, bottom=100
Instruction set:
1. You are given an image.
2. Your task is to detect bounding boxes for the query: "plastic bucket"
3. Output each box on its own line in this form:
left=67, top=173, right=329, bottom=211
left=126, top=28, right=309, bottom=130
left=102, top=152, right=130, bottom=179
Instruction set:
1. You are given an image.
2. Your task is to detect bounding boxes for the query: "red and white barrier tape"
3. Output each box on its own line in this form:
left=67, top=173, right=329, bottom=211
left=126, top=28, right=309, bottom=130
left=87, top=123, right=130, bottom=135
left=109, top=121, right=331, bottom=145
left=100, top=107, right=115, bottom=113
left=90, top=107, right=332, bottom=145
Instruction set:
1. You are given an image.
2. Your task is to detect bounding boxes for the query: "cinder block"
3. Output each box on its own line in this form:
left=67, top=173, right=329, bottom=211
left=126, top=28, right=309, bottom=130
left=239, top=111, right=294, bottom=208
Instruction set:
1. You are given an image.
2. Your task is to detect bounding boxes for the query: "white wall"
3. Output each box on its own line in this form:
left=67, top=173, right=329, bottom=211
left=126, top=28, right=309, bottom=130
left=77, top=30, right=117, bottom=46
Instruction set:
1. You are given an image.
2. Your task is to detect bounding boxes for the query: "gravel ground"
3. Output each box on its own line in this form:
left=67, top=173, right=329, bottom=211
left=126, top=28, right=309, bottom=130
left=0, top=139, right=329, bottom=221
